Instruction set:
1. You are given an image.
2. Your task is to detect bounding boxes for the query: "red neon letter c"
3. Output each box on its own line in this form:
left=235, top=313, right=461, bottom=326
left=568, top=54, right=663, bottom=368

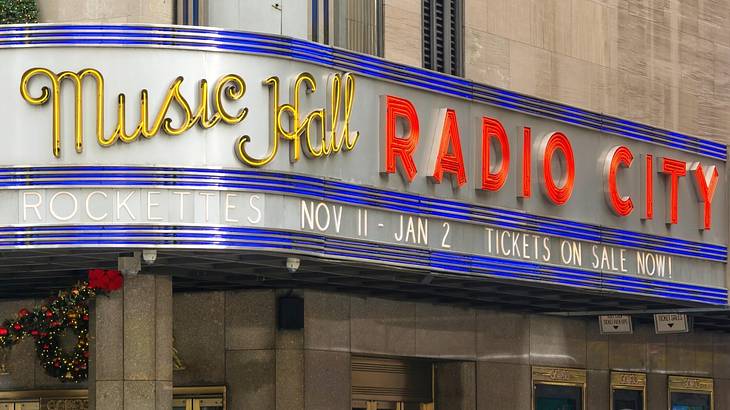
left=604, top=146, right=634, bottom=216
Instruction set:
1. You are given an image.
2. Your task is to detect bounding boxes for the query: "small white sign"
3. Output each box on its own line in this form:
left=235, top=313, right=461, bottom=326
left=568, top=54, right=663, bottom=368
left=599, top=315, right=633, bottom=334
left=654, top=313, right=690, bottom=334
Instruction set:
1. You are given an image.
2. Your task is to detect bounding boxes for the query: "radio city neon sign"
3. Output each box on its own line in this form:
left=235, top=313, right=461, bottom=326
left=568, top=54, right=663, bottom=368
left=381, top=95, right=720, bottom=230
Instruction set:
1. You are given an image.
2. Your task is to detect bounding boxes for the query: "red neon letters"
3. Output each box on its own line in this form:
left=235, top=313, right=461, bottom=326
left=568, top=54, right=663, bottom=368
left=380, top=95, right=720, bottom=228
left=642, top=154, right=653, bottom=220
left=382, top=95, right=420, bottom=181
left=604, top=146, right=634, bottom=216
left=480, top=117, right=510, bottom=191
left=660, top=157, right=687, bottom=225
left=539, top=132, right=575, bottom=206
left=430, top=108, right=467, bottom=187
left=519, top=127, right=531, bottom=198
left=691, top=163, right=719, bottom=230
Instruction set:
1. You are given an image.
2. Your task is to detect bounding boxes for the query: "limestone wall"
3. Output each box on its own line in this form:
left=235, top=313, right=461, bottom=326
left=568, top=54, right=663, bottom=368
left=385, top=0, right=730, bottom=144
left=36, top=0, right=173, bottom=24
left=0, top=290, right=728, bottom=408
left=32, top=0, right=729, bottom=142
left=170, top=289, right=730, bottom=410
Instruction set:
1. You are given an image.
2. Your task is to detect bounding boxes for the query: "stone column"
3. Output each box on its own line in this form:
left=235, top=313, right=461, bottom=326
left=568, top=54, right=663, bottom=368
left=89, top=274, right=173, bottom=410
left=436, top=362, right=476, bottom=410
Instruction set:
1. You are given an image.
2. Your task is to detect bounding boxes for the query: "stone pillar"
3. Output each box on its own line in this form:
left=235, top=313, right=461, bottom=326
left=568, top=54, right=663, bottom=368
left=223, top=289, right=307, bottom=410
left=89, top=274, right=173, bottom=410
left=435, top=362, right=476, bottom=410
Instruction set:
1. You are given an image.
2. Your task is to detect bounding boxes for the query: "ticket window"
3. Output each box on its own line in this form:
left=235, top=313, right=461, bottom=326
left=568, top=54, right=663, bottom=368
left=611, top=372, right=646, bottom=410
left=668, top=376, right=713, bottom=410
left=351, top=356, right=435, bottom=410
left=532, top=367, right=586, bottom=410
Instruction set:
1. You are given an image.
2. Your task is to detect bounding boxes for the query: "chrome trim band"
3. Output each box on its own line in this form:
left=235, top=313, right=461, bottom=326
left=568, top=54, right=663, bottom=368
left=0, top=224, right=724, bottom=305
left=0, top=165, right=723, bottom=263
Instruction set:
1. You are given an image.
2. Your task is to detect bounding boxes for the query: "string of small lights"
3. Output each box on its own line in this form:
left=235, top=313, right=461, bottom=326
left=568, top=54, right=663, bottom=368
left=0, top=0, right=39, bottom=24
left=0, top=269, right=122, bottom=382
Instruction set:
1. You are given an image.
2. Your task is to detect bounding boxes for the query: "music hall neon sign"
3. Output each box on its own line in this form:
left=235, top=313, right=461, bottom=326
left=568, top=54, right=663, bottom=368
left=381, top=95, right=720, bottom=230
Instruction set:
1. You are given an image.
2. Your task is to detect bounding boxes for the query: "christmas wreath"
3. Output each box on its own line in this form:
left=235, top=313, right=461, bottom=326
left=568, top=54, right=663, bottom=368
left=0, top=0, right=39, bottom=24
left=0, top=269, right=123, bottom=382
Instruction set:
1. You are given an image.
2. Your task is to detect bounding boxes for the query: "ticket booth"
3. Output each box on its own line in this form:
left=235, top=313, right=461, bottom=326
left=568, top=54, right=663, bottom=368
left=668, top=376, right=713, bottom=410
left=610, top=372, right=645, bottom=410
left=532, top=367, right=586, bottom=410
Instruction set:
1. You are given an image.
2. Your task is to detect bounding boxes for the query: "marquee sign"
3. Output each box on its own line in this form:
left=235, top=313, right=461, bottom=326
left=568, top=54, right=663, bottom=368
left=0, top=25, right=726, bottom=306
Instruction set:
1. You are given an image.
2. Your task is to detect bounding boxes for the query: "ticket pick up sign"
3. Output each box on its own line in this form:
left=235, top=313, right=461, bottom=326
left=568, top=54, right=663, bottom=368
left=599, top=315, right=633, bottom=335
left=654, top=313, right=691, bottom=334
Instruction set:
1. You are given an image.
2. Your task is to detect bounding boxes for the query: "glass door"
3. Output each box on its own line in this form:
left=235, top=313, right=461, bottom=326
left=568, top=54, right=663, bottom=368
left=173, top=386, right=225, bottom=410
left=196, top=397, right=224, bottom=410
left=352, top=401, right=433, bottom=410
left=532, top=367, right=586, bottom=410
left=173, top=397, right=189, bottom=410
left=173, top=398, right=224, bottom=410
left=668, top=376, right=713, bottom=410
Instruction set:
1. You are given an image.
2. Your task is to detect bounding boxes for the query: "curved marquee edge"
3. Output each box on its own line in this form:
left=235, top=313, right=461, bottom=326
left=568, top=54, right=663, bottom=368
left=0, top=224, right=726, bottom=306
left=0, top=24, right=725, bottom=161
left=0, top=166, right=725, bottom=263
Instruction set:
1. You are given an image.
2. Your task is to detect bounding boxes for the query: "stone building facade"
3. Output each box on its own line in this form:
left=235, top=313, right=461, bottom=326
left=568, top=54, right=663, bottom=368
left=0, top=0, right=725, bottom=409
left=384, top=0, right=730, bottom=145
left=36, top=0, right=730, bottom=144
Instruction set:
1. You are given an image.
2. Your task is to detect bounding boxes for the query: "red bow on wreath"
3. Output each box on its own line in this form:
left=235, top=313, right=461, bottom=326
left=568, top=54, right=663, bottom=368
left=88, top=269, right=123, bottom=292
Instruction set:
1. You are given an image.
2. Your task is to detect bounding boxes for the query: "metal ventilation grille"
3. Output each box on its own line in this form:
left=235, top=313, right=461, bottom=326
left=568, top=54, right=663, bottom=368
left=351, top=356, right=433, bottom=403
left=423, top=0, right=432, bottom=66
left=423, top=0, right=462, bottom=76
left=449, top=0, right=459, bottom=72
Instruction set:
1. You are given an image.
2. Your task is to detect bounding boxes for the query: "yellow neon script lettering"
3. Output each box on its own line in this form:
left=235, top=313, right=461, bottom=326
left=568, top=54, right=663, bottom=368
left=235, top=72, right=359, bottom=167
left=20, top=68, right=248, bottom=157
left=20, top=68, right=357, bottom=167
left=20, top=68, right=105, bottom=157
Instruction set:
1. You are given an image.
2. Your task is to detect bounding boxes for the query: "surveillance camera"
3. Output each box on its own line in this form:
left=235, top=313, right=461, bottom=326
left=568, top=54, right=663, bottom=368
left=142, top=249, right=157, bottom=265
left=286, top=257, right=301, bottom=273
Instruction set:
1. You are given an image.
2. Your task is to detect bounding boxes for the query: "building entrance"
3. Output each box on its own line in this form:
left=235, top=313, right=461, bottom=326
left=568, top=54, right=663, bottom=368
left=172, top=387, right=225, bottom=410
left=351, top=356, right=434, bottom=410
